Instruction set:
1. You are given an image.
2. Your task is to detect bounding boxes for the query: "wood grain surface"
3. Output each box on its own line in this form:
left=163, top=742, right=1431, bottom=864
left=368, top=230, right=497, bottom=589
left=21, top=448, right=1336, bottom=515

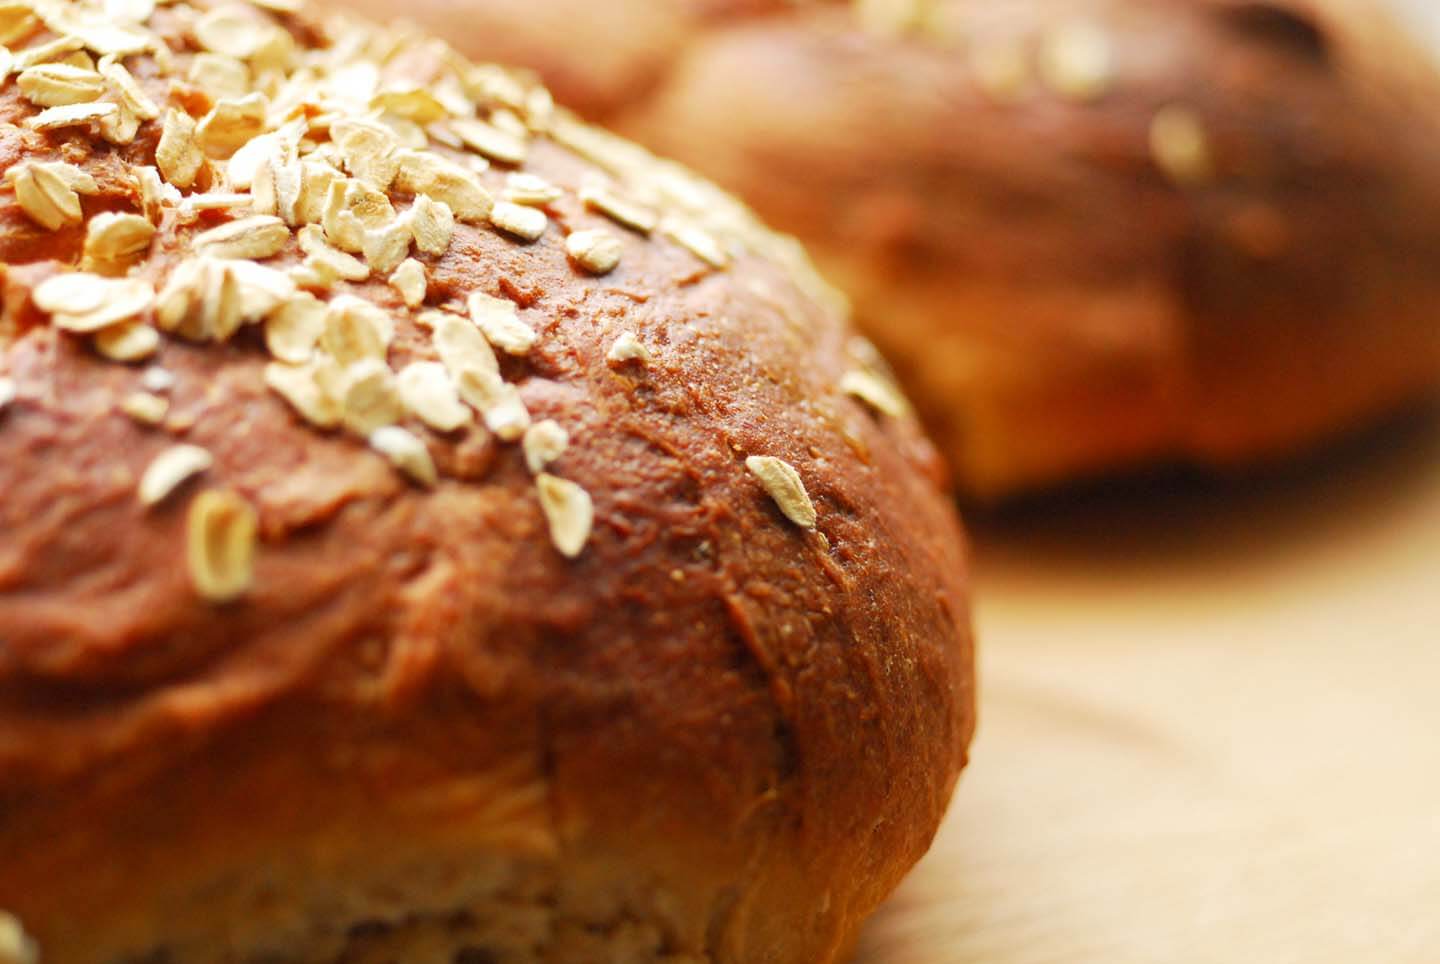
left=854, top=410, right=1440, bottom=963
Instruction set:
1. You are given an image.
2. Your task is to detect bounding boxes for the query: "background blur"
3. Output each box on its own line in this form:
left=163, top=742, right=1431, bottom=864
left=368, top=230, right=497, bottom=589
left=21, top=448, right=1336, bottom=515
left=857, top=4, right=1440, bottom=961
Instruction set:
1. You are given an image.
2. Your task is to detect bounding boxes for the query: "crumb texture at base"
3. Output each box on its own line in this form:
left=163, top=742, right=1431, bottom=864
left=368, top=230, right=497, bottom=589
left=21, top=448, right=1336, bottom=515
left=0, top=1, right=976, bottom=962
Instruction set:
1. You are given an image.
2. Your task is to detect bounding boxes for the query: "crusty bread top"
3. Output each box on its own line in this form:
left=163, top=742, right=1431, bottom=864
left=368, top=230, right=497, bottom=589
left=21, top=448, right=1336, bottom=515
left=0, top=4, right=974, bottom=960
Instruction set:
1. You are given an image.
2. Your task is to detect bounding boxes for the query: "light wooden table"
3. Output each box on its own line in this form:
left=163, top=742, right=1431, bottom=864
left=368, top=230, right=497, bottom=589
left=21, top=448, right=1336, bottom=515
left=856, top=412, right=1440, bottom=963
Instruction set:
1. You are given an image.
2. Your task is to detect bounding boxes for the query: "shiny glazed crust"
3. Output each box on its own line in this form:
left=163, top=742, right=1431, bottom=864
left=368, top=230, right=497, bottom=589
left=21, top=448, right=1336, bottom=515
left=346, top=0, right=1440, bottom=496
left=0, top=2, right=975, bottom=961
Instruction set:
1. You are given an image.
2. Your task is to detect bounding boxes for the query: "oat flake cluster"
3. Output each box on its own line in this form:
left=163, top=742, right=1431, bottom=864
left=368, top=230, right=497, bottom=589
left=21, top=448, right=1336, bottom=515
left=0, top=0, right=906, bottom=603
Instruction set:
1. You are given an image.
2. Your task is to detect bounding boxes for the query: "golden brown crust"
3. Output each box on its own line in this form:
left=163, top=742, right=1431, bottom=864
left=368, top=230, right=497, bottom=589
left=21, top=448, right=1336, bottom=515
left=0, top=2, right=973, bottom=961
left=367, top=0, right=1440, bottom=496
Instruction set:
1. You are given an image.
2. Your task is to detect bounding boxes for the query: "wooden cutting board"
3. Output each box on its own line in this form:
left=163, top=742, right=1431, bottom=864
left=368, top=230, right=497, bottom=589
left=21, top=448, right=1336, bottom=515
left=855, top=411, right=1440, bottom=963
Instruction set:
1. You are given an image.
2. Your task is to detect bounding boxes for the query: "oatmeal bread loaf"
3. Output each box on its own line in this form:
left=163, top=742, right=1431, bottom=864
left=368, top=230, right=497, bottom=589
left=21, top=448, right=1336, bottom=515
left=0, top=2, right=975, bottom=961
left=346, top=0, right=1440, bottom=496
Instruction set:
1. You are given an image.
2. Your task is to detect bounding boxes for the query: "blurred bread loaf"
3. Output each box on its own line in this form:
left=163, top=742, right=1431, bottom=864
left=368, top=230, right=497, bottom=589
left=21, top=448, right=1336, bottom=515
left=0, top=1, right=975, bottom=960
left=344, top=0, right=1440, bottom=496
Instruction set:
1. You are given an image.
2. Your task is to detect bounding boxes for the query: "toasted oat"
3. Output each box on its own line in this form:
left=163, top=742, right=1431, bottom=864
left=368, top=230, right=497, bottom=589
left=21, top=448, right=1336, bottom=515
left=566, top=229, right=622, bottom=275
left=179, top=192, right=254, bottom=215
left=194, top=4, right=277, bottom=60
left=297, top=225, right=370, bottom=282
left=389, top=258, right=427, bottom=308
left=504, top=172, right=561, bottom=206
left=25, top=100, right=118, bottom=131
left=156, top=258, right=256, bottom=342
left=580, top=182, right=658, bottom=235
left=156, top=108, right=204, bottom=188
left=361, top=216, right=413, bottom=274
left=264, top=292, right=325, bottom=363
left=535, top=473, right=593, bottom=558
left=139, top=443, right=214, bottom=506
left=395, top=150, right=493, bottom=223
left=36, top=275, right=155, bottom=332
left=409, top=195, right=455, bottom=256
left=322, top=295, right=393, bottom=364
left=265, top=360, right=341, bottom=428
left=98, top=101, right=142, bottom=146
left=11, top=36, right=86, bottom=72
left=523, top=419, right=569, bottom=474
left=488, top=200, right=547, bottom=242
left=663, top=221, right=729, bottom=269
left=134, top=165, right=177, bottom=223
left=396, top=361, right=470, bottom=432
left=0, top=910, right=37, bottom=964
left=371, top=86, right=448, bottom=124
left=431, top=311, right=499, bottom=378
left=369, top=426, right=437, bottom=487
left=456, top=366, right=529, bottom=440
left=82, top=212, right=156, bottom=274
left=469, top=292, right=536, bottom=355
left=340, top=359, right=403, bottom=436
left=332, top=117, right=400, bottom=189
left=187, top=52, right=250, bottom=99
left=194, top=215, right=290, bottom=260
left=1150, top=105, right=1212, bottom=185
left=140, top=366, right=176, bottom=393
left=11, top=163, right=85, bottom=230
left=94, top=320, right=161, bottom=361
left=606, top=331, right=652, bottom=366
left=197, top=93, right=267, bottom=158
left=840, top=370, right=909, bottom=418
left=120, top=390, right=169, bottom=424
left=186, top=489, right=258, bottom=604
left=1039, top=22, right=1113, bottom=102
left=745, top=455, right=817, bottom=529
left=17, top=62, right=106, bottom=106
left=452, top=117, right=527, bottom=165
left=97, top=55, right=159, bottom=119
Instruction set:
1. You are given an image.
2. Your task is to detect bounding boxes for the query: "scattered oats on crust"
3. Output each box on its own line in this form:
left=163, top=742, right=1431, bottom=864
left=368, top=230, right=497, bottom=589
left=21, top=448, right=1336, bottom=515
left=566, top=229, right=622, bottom=275
left=264, top=292, right=325, bottom=363
left=0, top=911, right=37, bottom=964
left=663, top=220, right=729, bottom=269
left=452, top=117, right=528, bottom=166
left=16, top=62, right=106, bottom=107
left=580, top=181, right=659, bottom=235
left=340, top=359, right=403, bottom=436
left=536, top=473, right=593, bottom=558
left=156, top=108, right=204, bottom=188
left=457, top=366, right=529, bottom=440
left=523, top=419, right=569, bottom=474
left=397, top=361, right=470, bottom=433
left=121, top=390, right=169, bottom=425
left=745, top=455, right=818, bottom=529
left=94, top=320, right=161, bottom=361
left=197, top=93, right=268, bottom=159
left=409, top=194, right=456, bottom=255
left=389, top=258, right=427, bottom=308
left=10, top=161, right=96, bottom=230
left=840, top=369, right=910, bottom=418
left=186, top=489, right=258, bottom=604
left=34, top=274, right=154, bottom=332
left=322, top=295, right=393, bottom=365
left=139, top=444, right=214, bottom=506
left=265, top=359, right=341, bottom=429
left=504, top=172, right=561, bottom=206
left=468, top=292, right=536, bottom=355
left=25, top=100, right=118, bottom=131
left=488, top=200, right=547, bottom=242
left=607, top=331, right=652, bottom=366
left=83, top=212, right=156, bottom=274
left=369, top=426, right=437, bottom=487
left=1150, top=105, right=1213, bottom=185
